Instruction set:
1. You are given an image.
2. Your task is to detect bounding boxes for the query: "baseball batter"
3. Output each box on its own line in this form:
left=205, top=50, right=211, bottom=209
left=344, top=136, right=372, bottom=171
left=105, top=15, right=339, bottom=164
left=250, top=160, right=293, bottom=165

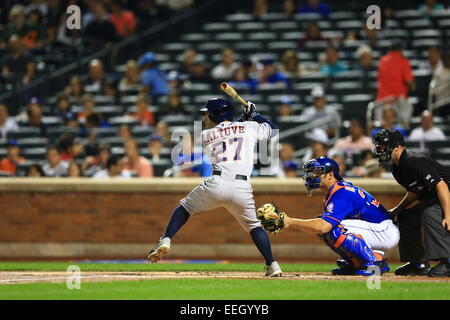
left=257, top=157, right=400, bottom=276
left=148, top=98, right=282, bottom=277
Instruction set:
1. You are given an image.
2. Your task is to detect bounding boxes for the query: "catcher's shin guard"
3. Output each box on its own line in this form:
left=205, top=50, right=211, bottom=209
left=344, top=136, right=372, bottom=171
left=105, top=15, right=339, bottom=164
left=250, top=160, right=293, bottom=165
left=321, top=224, right=378, bottom=268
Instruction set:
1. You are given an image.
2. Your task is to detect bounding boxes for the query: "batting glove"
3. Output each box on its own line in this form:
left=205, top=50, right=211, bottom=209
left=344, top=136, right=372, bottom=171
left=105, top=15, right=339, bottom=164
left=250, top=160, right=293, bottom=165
left=242, top=101, right=257, bottom=120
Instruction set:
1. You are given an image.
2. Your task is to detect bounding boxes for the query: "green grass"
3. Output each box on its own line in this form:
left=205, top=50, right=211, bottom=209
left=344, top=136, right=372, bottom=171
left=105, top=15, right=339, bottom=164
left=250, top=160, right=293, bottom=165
left=1, top=279, right=449, bottom=300
left=0, top=262, right=448, bottom=300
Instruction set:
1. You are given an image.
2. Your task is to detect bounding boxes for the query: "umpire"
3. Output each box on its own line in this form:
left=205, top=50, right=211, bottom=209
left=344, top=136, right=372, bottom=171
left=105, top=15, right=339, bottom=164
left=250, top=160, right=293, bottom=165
left=373, top=129, right=450, bottom=277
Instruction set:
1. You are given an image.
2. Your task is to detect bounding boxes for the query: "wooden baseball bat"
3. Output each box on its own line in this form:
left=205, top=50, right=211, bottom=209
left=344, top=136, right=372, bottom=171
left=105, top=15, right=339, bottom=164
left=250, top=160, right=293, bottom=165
left=220, top=82, right=248, bottom=108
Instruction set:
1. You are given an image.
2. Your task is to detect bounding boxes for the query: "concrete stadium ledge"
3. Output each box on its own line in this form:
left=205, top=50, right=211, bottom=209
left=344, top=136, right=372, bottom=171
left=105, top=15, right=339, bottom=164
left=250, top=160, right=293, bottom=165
left=0, top=177, right=405, bottom=194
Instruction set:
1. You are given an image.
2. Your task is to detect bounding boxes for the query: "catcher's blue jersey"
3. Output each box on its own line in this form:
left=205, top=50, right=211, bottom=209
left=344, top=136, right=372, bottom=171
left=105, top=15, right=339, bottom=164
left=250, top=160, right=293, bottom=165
left=320, top=181, right=391, bottom=227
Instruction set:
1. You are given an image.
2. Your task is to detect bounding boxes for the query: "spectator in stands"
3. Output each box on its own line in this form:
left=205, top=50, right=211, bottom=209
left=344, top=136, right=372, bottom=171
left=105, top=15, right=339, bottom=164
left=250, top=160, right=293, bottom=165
left=229, top=65, right=258, bottom=94
left=138, top=51, right=169, bottom=102
left=181, top=49, right=197, bottom=75
left=298, top=0, right=331, bottom=19
left=259, top=58, right=289, bottom=87
left=129, top=94, right=155, bottom=127
left=280, top=50, right=309, bottom=77
left=376, top=42, right=415, bottom=102
left=67, top=160, right=83, bottom=177
left=78, top=94, right=96, bottom=123
left=20, top=103, right=47, bottom=136
left=64, top=76, right=84, bottom=104
left=0, top=104, right=19, bottom=140
left=283, top=0, right=297, bottom=19
left=278, top=97, right=294, bottom=118
left=102, top=78, right=118, bottom=102
left=354, top=45, right=376, bottom=72
left=84, top=59, right=105, bottom=94
left=370, top=107, right=407, bottom=138
left=361, top=24, right=382, bottom=48
left=155, top=121, right=172, bottom=146
left=26, top=163, right=45, bottom=177
left=301, top=86, right=342, bottom=138
left=319, top=46, right=348, bottom=76
left=119, top=124, right=132, bottom=140
left=0, top=140, right=25, bottom=176
left=148, top=134, right=165, bottom=162
left=167, top=70, right=184, bottom=90
left=58, top=133, right=82, bottom=161
left=418, top=0, right=445, bottom=20
left=109, top=0, right=137, bottom=38
left=118, top=60, right=140, bottom=93
left=408, top=110, right=446, bottom=141
left=350, top=149, right=375, bottom=177
left=82, top=143, right=110, bottom=177
left=186, top=55, right=211, bottom=83
left=93, top=155, right=132, bottom=178
left=85, top=112, right=110, bottom=130
left=430, top=50, right=450, bottom=114
left=84, top=2, right=117, bottom=45
left=3, top=4, right=44, bottom=49
left=21, top=56, right=37, bottom=86
left=43, top=145, right=69, bottom=177
left=332, top=119, right=374, bottom=160
left=164, top=92, right=188, bottom=116
left=420, top=46, right=443, bottom=75
left=298, top=22, right=326, bottom=48
left=302, top=128, right=329, bottom=165
left=332, top=153, right=347, bottom=177
left=278, top=143, right=300, bottom=178
left=122, top=139, right=154, bottom=177
left=211, top=48, right=240, bottom=80
left=54, top=93, right=75, bottom=123
left=282, top=161, right=299, bottom=177
left=253, top=0, right=269, bottom=19
left=174, top=135, right=212, bottom=177
left=1, top=34, right=33, bottom=85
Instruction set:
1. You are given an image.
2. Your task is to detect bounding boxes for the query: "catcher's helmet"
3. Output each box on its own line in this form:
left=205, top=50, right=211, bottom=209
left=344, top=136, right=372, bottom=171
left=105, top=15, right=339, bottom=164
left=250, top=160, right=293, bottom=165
left=200, top=98, right=234, bottom=123
left=303, top=157, right=343, bottom=194
left=373, top=129, right=405, bottom=166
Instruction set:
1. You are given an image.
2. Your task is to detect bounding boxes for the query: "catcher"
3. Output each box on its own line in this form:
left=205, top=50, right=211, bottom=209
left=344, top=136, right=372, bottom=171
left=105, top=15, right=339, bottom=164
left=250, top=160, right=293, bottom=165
left=257, top=156, right=400, bottom=276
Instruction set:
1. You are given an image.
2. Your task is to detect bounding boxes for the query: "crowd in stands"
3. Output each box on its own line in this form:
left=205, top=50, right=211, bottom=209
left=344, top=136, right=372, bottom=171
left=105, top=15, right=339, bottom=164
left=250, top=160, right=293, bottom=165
left=1, top=0, right=450, bottom=179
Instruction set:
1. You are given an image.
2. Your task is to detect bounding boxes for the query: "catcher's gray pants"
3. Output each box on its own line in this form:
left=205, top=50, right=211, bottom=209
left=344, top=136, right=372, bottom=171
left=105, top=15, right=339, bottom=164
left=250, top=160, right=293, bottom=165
left=397, top=200, right=450, bottom=262
left=179, top=175, right=261, bottom=232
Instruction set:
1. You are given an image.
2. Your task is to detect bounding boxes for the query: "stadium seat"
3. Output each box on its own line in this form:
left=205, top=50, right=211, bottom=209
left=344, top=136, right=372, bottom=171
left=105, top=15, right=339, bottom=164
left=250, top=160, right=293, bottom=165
left=269, top=21, right=299, bottom=31
left=108, top=117, right=139, bottom=127
left=22, top=147, right=47, bottom=161
left=7, top=127, right=41, bottom=139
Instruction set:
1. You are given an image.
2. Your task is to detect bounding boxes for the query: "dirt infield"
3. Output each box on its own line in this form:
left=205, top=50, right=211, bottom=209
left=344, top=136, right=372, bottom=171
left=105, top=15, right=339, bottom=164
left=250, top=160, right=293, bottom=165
left=0, top=271, right=448, bottom=284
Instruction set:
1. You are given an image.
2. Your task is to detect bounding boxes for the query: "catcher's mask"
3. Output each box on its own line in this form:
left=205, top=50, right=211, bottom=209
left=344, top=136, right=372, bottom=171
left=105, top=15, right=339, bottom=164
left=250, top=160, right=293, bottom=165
left=373, top=129, right=404, bottom=167
left=303, top=157, right=343, bottom=196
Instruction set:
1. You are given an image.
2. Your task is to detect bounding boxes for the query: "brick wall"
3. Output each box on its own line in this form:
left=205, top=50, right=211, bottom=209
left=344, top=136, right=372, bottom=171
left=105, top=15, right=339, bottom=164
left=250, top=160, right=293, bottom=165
left=0, top=178, right=405, bottom=258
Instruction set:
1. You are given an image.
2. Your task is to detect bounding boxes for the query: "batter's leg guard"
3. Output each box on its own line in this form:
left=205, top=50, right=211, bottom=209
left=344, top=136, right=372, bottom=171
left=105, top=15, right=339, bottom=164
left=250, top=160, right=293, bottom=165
left=321, top=225, right=380, bottom=272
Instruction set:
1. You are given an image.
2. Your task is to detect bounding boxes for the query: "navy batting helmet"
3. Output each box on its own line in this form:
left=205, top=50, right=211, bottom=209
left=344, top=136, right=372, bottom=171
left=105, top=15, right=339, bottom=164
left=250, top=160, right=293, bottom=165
left=303, top=157, right=343, bottom=194
left=200, top=98, right=234, bottom=123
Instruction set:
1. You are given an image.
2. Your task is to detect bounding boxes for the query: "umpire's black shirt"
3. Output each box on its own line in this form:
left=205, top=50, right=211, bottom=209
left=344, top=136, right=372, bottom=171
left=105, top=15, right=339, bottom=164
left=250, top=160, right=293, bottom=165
left=392, top=150, right=450, bottom=201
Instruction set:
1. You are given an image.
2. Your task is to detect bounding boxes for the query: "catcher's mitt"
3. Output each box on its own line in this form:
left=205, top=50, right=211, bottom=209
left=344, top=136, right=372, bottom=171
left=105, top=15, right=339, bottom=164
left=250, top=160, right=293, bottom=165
left=257, top=203, right=286, bottom=234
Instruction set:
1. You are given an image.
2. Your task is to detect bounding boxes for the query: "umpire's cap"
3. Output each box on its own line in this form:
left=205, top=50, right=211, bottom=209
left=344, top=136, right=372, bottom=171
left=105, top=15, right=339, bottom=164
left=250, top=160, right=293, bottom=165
left=200, top=98, right=234, bottom=123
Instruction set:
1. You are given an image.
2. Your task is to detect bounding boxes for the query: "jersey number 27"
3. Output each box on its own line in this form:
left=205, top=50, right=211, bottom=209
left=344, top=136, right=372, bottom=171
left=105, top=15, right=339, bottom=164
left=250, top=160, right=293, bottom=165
left=211, top=137, right=243, bottom=162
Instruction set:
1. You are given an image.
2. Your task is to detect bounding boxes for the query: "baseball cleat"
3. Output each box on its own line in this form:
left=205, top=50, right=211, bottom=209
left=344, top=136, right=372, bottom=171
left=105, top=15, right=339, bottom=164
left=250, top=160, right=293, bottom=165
left=332, top=260, right=357, bottom=275
left=147, top=237, right=171, bottom=263
left=265, top=261, right=282, bottom=277
left=427, top=261, right=450, bottom=277
left=394, top=262, right=431, bottom=276
left=355, top=260, right=390, bottom=276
